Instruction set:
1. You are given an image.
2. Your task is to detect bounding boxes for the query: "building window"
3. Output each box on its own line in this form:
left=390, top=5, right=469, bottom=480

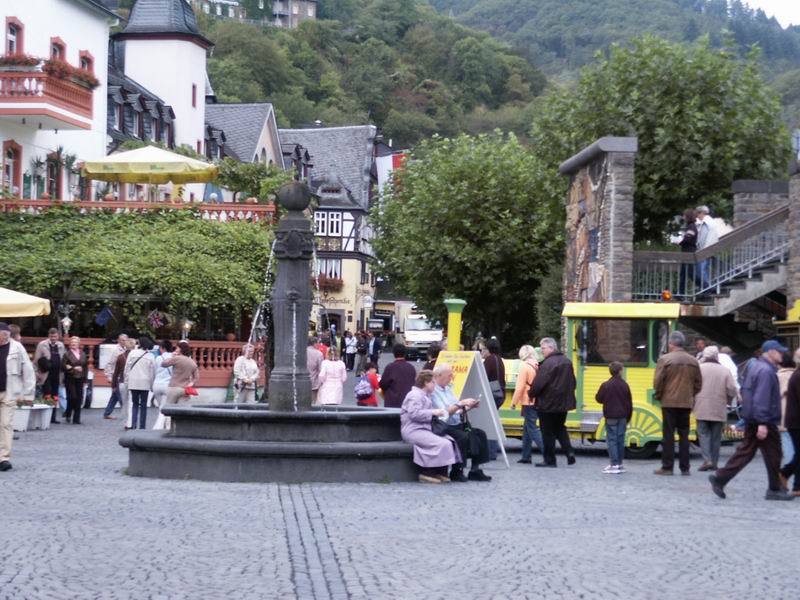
left=2, top=141, right=21, bottom=198
left=307, top=5, right=314, bottom=16
left=165, top=123, right=172, bottom=147
left=6, top=18, right=24, bottom=55
left=327, top=212, right=342, bottom=236
left=192, top=84, right=197, bottom=108
left=216, top=3, right=222, bottom=15
left=228, top=6, right=234, bottom=17
left=197, top=140, right=202, bottom=154
left=154, top=119, right=161, bottom=142
left=46, top=156, right=62, bottom=199
left=203, top=2, right=210, bottom=13
left=258, top=0, right=264, bottom=8
left=260, top=148, right=267, bottom=164
left=114, top=103, right=122, bottom=130
left=314, top=211, right=327, bottom=236
left=50, top=40, right=65, bottom=60
left=79, top=51, right=94, bottom=73
left=317, top=259, right=342, bottom=279
left=292, top=3, right=299, bottom=14
left=360, top=261, right=368, bottom=285
left=132, top=112, right=141, bottom=138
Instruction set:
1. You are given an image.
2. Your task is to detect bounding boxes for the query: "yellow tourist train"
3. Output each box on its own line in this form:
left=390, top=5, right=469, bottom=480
left=500, top=302, right=693, bottom=458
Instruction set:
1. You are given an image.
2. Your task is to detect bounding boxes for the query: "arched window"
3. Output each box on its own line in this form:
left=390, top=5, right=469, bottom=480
left=260, top=148, right=267, bottom=164
left=50, top=37, right=66, bottom=60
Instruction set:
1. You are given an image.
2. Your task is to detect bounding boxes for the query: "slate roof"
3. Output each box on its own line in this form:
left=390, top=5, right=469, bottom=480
left=205, top=103, right=274, bottom=164
left=278, top=125, right=377, bottom=210
left=118, top=0, right=212, bottom=46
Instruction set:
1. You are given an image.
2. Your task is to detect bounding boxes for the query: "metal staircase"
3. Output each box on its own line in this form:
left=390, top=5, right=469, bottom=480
left=633, top=205, right=790, bottom=318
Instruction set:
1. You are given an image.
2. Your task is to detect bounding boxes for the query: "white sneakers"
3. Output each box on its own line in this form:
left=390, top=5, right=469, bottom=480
left=603, top=464, right=625, bottom=474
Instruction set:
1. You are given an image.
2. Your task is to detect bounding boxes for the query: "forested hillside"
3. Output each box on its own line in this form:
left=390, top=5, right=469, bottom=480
left=196, top=0, right=546, bottom=146
left=428, top=0, right=800, bottom=129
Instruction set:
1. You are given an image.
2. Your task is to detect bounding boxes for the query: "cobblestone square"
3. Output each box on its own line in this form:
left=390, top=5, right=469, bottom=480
left=2, top=408, right=798, bottom=600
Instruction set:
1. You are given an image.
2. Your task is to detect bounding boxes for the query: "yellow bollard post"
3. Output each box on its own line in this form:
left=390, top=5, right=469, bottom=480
left=443, top=298, right=467, bottom=352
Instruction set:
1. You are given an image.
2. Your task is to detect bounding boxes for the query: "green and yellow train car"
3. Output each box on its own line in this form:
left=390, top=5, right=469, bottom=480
left=500, top=302, right=694, bottom=458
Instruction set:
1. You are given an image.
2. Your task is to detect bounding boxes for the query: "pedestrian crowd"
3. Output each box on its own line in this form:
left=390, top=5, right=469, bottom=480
left=2, top=321, right=799, bottom=504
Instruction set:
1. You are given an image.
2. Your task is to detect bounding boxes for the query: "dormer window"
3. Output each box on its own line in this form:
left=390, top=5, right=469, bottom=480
left=7, top=23, right=18, bottom=54
left=114, top=103, right=122, bottom=131
left=50, top=38, right=65, bottom=60
left=132, top=111, right=141, bottom=138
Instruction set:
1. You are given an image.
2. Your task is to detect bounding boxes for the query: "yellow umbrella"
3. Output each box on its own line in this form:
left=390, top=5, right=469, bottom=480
left=0, top=287, right=51, bottom=317
left=82, top=146, right=218, bottom=185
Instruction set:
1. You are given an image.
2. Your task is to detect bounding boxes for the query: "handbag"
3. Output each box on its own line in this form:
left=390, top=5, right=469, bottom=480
left=489, top=355, right=504, bottom=405
left=431, top=416, right=449, bottom=436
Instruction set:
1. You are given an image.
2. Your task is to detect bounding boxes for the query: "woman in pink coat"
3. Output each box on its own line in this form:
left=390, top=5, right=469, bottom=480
left=317, top=348, right=347, bottom=405
left=400, top=370, right=461, bottom=483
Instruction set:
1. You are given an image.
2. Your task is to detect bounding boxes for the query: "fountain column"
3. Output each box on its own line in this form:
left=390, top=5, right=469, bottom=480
left=269, top=182, right=314, bottom=412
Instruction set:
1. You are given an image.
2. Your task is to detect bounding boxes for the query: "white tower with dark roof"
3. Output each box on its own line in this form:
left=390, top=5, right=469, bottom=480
left=114, top=0, right=211, bottom=161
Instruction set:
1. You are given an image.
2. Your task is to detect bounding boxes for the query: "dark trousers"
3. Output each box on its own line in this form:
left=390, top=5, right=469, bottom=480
left=780, top=429, right=800, bottom=491
left=444, top=423, right=490, bottom=470
left=104, top=388, right=121, bottom=416
left=661, top=407, right=691, bottom=472
left=130, top=389, right=149, bottom=430
left=63, top=377, right=83, bottom=423
left=539, top=411, right=573, bottom=466
left=43, top=374, right=60, bottom=421
left=717, top=423, right=782, bottom=491
left=345, top=353, right=355, bottom=370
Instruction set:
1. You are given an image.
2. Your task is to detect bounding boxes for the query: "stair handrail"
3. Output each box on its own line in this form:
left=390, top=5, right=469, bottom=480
left=633, top=204, right=789, bottom=302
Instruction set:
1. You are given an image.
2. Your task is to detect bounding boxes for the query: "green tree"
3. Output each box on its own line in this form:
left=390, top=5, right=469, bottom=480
left=530, top=36, right=791, bottom=241
left=370, top=132, right=562, bottom=348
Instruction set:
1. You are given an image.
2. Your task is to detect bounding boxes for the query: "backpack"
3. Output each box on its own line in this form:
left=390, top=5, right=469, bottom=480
left=354, top=374, right=373, bottom=400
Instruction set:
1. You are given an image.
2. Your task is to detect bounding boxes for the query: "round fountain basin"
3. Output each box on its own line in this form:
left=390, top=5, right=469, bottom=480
left=119, top=403, right=417, bottom=483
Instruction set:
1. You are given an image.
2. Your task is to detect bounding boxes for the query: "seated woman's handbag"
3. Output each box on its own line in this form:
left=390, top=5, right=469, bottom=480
left=431, top=416, right=449, bottom=436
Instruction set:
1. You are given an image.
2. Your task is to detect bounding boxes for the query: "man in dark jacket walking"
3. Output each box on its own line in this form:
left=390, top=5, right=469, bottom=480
left=528, top=337, right=576, bottom=467
left=653, top=331, right=702, bottom=476
left=709, top=340, right=795, bottom=501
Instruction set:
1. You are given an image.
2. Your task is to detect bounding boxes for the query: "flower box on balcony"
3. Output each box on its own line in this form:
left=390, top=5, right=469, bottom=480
left=0, top=53, right=40, bottom=70
left=316, top=275, right=344, bottom=293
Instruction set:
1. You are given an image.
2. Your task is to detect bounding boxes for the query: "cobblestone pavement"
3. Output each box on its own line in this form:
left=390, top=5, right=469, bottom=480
left=2, top=408, right=799, bottom=600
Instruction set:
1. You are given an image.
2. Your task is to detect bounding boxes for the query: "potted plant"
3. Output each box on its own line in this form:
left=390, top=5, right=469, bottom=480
left=42, top=58, right=100, bottom=90
left=13, top=398, right=33, bottom=432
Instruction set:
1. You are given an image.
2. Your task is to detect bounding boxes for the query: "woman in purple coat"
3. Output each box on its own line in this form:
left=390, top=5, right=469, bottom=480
left=401, top=370, right=461, bottom=483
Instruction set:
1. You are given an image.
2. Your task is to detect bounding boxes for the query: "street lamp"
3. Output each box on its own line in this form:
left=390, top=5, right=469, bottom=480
left=180, top=319, right=193, bottom=340
left=57, top=302, right=75, bottom=337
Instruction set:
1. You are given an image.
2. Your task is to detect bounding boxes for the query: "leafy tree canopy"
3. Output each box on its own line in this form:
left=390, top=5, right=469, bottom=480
left=369, top=132, right=562, bottom=348
left=0, top=208, right=273, bottom=329
left=530, top=36, right=791, bottom=242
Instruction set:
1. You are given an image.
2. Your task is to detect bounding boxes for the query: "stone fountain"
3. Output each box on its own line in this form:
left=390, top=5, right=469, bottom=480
left=119, top=182, right=416, bottom=483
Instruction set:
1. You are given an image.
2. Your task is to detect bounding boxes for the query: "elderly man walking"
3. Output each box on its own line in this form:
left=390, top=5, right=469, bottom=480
left=709, top=340, right=795, bottom=501
left=694, top=346, right=738, bottom=472
left=33, top=327, right=65, bottom=423
left=0, top=322, right=36, bottom=471
left=653, top=331, right=702, bottom=476
left=528, top=337, right=577, bottom=467
left=103, top=333, right=128, bottom=419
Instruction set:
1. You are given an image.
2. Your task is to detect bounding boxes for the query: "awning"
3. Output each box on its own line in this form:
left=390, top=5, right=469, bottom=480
left=82, top=146, right=218, bottom=184
left=0, top=287, right=51, bottom=317
left=562, top=302, right=681, bottom=319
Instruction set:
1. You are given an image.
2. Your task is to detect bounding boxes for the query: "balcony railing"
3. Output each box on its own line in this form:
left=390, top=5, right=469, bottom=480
left=20, top=336, right=267, bottom=388
left=0, top=199, right=276, bottom=224
left=0, top=70, right=93, bottom=120
left=633, top=205, right=790, bottom=303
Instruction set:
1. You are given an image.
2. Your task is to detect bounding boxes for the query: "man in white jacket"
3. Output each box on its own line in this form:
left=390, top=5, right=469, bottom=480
left=0, top=322, right=36, bottom=471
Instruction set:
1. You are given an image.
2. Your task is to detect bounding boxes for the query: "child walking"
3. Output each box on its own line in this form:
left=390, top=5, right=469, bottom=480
left=596, top=361, right=633, bottom=474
